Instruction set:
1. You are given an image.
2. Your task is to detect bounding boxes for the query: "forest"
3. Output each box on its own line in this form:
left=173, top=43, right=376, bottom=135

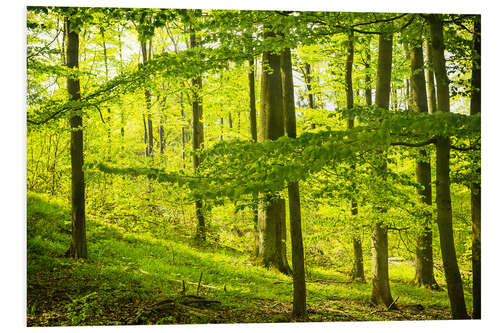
left=26, top=6, right=481, bottom=326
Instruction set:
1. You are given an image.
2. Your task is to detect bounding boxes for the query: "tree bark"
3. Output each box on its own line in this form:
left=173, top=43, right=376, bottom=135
left=409, top=44, right=438, bottom=289
left=364, top=47, right=372, bottom=106
left=118, top=30, right=125, bottom=150
left=66, top=16, right=87, bottom=259
left=180, top=88, right=186, bottom=169
left=159, top=96, right=166, bottom=155
left=141, top=40, right=154, bottom=157
left=345, top=30, right=365, bottom=282
left=281, top=47, right=307, bottom=318
left=470, top=15, right=481, bottom=320
left=370, top=32, right=394, bottom=307
left=249, top=58, right=257, bottom=142
left=304, top=62, right=316, bottom=129
left=424, top=38, right=437, bottom=114
left=257, top=28, right=291, bottom=274
left=101, top=28, right=112, bottom=161
left=190, top=30, right=206, bottom=241
left=427, top=14, right=469, bottom=319
left=248, top=57, right=260, bottom=256
left=305, top=63, right=315, bottom=110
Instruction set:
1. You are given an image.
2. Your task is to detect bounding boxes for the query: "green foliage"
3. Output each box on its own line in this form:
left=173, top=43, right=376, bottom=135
left=26, top=7, right=479, bottom=325
left=27, top=193, right=472, bottom=325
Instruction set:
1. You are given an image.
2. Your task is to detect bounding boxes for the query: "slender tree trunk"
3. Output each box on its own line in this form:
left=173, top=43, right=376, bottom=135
left=428, top=14, right=469, bottom=319
left=405, top=78, right=410, bottom=110
left=351, top=203, right=365, bottom=282
left=180, top=89, right=186, bottom=169
left=159, top=96, right=166, bottom=155
left=257, top=28, right=291, bottom=274
left=304, top=62, right=316, bottom=129
left=371, top=32, right=394, bottom=307
left=142, top=113, right=148, bottom=155
left=305, top=63, right=315, bottom=110
left=159, top=124, right=165, bottom=154
left=66, top=17, right=87, bottom=259
left=470, top=15, right=481, bottom=320
left=141, top=40, right=154, bottom=157
left=424, top=38, right=437, bottom=114
left=190, top=30, right=206, bottom=241
left=281, top=47, right=307, bottom=318
left=101, top=28, right=112, bottom=161
left=409, top=44, right=439, bottom=289
left=249, top=57, right=260, bottom=256
left=391, top=83, right=398, bottom=110
left=364, top=48, right=372, bottom=106
left=345, top=30, right=365, bottom=282
left=118, top=30, right=125, bottom=151
left=219, top=117, right=224, bottom=140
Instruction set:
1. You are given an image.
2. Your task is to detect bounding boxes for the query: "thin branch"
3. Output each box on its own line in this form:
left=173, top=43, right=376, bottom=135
left=449, top=144, right=479, bottom=151
left=351, top=13, right=407, bottom=28
left=390, top=138, right=437, bottom=147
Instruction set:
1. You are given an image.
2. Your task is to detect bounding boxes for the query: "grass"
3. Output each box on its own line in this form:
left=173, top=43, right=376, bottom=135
left=26, top=191, right=472, bottom=326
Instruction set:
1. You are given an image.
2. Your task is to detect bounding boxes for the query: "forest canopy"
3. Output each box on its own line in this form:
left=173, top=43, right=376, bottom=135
left=25, top=5, right=481, bottom=326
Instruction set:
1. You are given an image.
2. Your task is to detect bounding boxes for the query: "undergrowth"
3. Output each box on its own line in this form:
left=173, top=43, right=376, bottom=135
left=26, top=192, right=472, bottom=326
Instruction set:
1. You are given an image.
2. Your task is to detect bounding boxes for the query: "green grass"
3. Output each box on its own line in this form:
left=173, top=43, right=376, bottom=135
left=26, top=192, right=472, bottom=326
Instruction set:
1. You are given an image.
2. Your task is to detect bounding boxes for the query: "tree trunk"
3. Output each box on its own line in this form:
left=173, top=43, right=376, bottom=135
left=351, top=206, right=365, bottom=282
left=66, top=17, right=87, bottom=259
left=470, top=15, right=481, bottom=320
left=190, top=30, right=206, bottom=241
left=249, top=58, right=257, bottom=142
left=159, top=124, right=165, bottom=154
left=257, top=28, right=291, bottom=274
left=364, top=47, right=372, bottom=106
left=424, top=38, right=437, bottom=114
left=305, top=63, right=315, bottom=110
left=249, top=57, right=259, bottom=256
left=101, top=28, right=112, bottom=161
left=142, top=113, right=147, bottom=155
left=281, top=47, right=307, bottom=318
left=370, top=32, right=394, bottom=307
left=118, top=30, right=125, bottom=151
left=141, top=40, right=154, bottom=157
left=409, top=44, right=438, bottom=289
left=427, top=14, right=469, bottom=319
left=159, top=95, right=166, bottom=155
left=345, top=30, right=365, bottom=282
left=180, top=89, right=186, bottom=169
left=304, top=62, right=316, bottom=129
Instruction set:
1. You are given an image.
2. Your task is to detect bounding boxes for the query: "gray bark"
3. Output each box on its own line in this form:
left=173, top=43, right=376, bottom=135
left=428, top=14, right=469, bottom=319
left=66, top=16, right=87, bottom=259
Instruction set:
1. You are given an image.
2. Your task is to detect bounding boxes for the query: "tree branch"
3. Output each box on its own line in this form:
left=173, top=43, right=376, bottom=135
left=390, top=138, right=437, bottom=147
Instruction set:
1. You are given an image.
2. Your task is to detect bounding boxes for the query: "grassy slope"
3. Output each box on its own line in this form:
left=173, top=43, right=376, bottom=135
left=26, top=192, right=471, bottom=326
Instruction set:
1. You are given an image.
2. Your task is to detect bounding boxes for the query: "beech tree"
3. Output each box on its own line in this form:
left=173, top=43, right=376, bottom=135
left=281, top=46, right=306, bottom=318
left=470, top=15, right=481, bottom=320
left=257, top=27, right=291, bottom=274
left=190, top=27, right=206, bottom=241
left=344, top=30, right=365, bottom=282
left=408, top=38, right=438, bottom=289
left=426, top=13, right=469, bottom=319
left=370, top=31, right=394, bottom=307
left=66, top=11, right=87, bottom=259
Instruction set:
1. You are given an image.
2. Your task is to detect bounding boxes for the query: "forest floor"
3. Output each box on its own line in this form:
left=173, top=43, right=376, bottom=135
left=26, top=192, right=470, bottom=326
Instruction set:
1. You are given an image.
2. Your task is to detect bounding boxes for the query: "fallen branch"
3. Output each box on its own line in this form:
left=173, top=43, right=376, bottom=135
left=173, top=279, right=219, bottom=290
left=307, top=279, right=355, bottom=284
left=370, top=296, right=400, bottom=314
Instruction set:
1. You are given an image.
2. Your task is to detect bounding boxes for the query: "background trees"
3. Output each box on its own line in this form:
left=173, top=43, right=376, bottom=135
left=25, top=7, right=480, bottom=324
